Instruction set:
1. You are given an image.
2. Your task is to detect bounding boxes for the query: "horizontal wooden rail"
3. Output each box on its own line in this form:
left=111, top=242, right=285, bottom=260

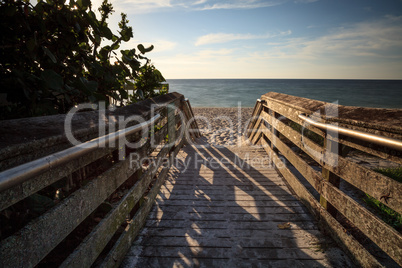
left=0, top=92, right=200, bottom=267
left=261, top=110, right=402, bottom=214
left=247, top=92, right=402, bottom=267
left=260, top=93, right=402, bottom=165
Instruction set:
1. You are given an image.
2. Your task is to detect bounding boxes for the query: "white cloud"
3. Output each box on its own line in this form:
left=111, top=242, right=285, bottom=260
left=195, top=30, right=291, bottom=46
left=112, top=0, right=172, bottom=13
left=257, top=15, right=402, bottom=60
left=123, top=9, right=401, bottom=79
left=199, top=0, right=286, bottom=10
left=305, top=16, right=402, bottom=58
left=294, top=0, right=319, bottom=3
left=156, top=15, right=402, bottom=79
left=191, top=0, right=208, bottom=5
left=111, top=0, right=287, bottom=13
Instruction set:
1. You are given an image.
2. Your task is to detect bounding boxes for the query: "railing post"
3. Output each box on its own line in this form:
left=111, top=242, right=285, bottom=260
left=268, top=108, right=281, bottom=168
left=269, top=109, right=279, bottom=155
left=185, top=99, right=200, bottom=138
left=320, top=135, right=341, bottom=217
left=180, top=100, right=195, bottom=141
left=246, top=99, right=261, bottom=139
left=167, top=103, right=176, bottom=156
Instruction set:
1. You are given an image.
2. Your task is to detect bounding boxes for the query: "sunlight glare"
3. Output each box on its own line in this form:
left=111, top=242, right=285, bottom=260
left=234, top=186, right=260, bottom=220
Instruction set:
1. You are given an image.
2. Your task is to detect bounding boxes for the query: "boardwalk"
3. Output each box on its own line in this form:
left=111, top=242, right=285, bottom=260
left=121, top=137, right=353, bottom=267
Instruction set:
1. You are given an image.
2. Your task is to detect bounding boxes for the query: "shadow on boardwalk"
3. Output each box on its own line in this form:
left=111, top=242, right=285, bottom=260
left=121, top=137, right=354, bottom=267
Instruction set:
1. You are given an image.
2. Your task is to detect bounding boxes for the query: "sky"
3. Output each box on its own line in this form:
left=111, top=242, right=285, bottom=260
left=93, top=0, right=402, bottom=79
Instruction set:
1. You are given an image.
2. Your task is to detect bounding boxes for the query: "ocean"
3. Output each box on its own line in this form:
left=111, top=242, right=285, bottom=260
left=166, top=79, right=402, bottom=109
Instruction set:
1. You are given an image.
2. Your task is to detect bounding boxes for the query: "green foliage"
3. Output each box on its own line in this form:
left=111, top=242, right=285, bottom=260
left=363, top=194, right=402, bottom=230
left=0, top=0, right=161, bottom=119
left=128, top=62, right=167, bottom=104
left=374, top=166, right=402, bottom=183
left=363, top=167, right=402, bottom=230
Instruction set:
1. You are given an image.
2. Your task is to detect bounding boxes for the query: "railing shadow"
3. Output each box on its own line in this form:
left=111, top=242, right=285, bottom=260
left=122, top=137, right=354, bottom=267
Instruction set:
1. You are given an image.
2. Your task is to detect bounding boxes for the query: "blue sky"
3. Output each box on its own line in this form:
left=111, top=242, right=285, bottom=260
left=96, top=0, right=402, bottom=79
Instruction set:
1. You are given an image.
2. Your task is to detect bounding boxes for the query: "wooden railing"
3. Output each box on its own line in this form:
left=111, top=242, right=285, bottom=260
left=0, top=92, right=200, bottom=267
left=247, top=92, right=402, bottom=267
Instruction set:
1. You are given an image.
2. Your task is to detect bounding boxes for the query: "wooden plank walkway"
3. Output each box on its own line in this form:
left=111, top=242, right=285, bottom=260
left=121, top=138, right=354, bottom=267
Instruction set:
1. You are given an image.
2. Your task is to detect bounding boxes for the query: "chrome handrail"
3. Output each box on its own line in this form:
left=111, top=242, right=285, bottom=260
left=0, top=114, right=161, bottom=193
left=299, top=114, right=402, bottom=151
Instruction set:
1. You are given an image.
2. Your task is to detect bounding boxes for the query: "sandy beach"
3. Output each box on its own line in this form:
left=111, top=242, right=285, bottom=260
left=191, top=107, right=254, bottom=146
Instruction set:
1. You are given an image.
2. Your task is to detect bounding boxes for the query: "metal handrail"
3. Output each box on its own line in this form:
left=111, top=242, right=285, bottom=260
left=299, top=114, right=402, bottom=151
left=0, top=114, right=161, bottom=193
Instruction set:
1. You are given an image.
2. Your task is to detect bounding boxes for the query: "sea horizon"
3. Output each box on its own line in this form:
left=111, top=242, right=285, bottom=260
left=166, top=78, right=402, bottom=109
left=167, top=78, right=402, bottom=80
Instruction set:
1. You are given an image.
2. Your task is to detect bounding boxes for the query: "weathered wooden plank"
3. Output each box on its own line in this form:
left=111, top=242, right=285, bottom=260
left=168, top=104, right=176, bottom=150
left=100, top=135, right=186, bottom=268
left=263, top=110, right=402, bottom=214
left=168, top=169, right=282, bottom=179
left=169, top=173, right=283, bottom=181
left=320, top=137, right=341, bottom=217
left=245, top=100, right=262, bottom=138
left=136, top=235, right=322, bottom=249
left=140, top=225, right=324, bottom=239
left=247, top=105, right=266, bottom=144
left=150, top=199, right=301, bottom=207
left=0, top=145, right=116, bottom=211
left=330, top=133, right=402, bottom=165
left=262, top=95, right=402, bottom=164
left=181, top=101, right=198, bottom=140
left=160, top=182, right=291, bottom=193
left=158, top=188, right=294, bottom=196
left=136, top=246, right=328, bottom=260
left=162, top=177, right=287, bottom=186
left=250, top=117, right=264, bottom=145
left=262, top=92, right=402, bottom=139
left=156, top=193, right=298, bottom=202
left=186, top=101, right=201, bottom=138
left=321, top=180, right=402, bottom=266
left=0, top=138, right=157, bottom=267
left=144, top=219, right=318, bottom=230
left=0, top=117, right=171, bottom=211
left=262, top=99, right=326, bottom=138
left=166, top=180, right=288, bottom=186
left=263, top=131, right=402, bottom=265
left=151, top=204, right=306, bottom=215
left=59, top=144, right=171, bottom=268
left=0, top=94, right=198, bottom=268
left=130, top=257, right=332, bottom=268
left=170, top=167, right=279, bottom=173
left=261, top=138, right=383, bottom=267
left=100, top=166, right=171, bottom=268
left=179, top=103, right=193, bottom=139
left=147, top=211, right=312, bottom=222
left=262, top=124, right=322, bottom=192
left=0, top=93, right=184, bottom=165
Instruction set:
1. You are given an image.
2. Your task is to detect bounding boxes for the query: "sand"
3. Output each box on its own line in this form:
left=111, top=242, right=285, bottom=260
left=191, top=107, right=254, bottom=146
